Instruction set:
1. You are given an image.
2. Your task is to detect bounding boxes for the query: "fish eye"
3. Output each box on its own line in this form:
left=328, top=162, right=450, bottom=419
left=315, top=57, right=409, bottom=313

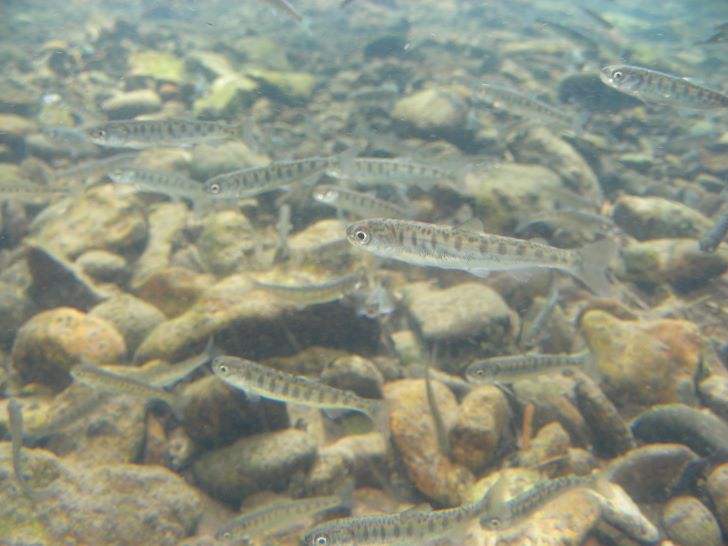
left=217, top=364, right=229, bottom=374
left=474, top=369, right=484, bottom=376
left=484, top=516, right=501, bottom=530
left=612, top=70, right=623, bottom=81
left=92, top=127, right=107, bottom=138
left=314, top=535, right=329, bottom=545
left=208, top=182, right=221, bottom=195
left=353, top=228, right=370, bottom=244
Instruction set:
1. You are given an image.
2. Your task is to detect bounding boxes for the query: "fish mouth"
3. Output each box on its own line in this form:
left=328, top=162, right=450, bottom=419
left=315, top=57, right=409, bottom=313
left=599, top=66, right=615, bottom=85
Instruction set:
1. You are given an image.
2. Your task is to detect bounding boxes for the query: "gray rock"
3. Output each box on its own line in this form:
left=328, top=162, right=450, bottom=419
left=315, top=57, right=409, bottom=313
left=26, top=243, right=110, bottom=311
left=31, top=184, right=148, bottom=260
left=75, top=249, right=130, bottom=284
left=402, top=281, right=519, bottom=372
left=192, top=428, right=317, bottom=505
left=512, top=126, right=603, bottom=202
left=197, top=210, right=255, bottom=275
left=101, top=89, right=162, bottom=119
left=132, top=202, right=188, bottom=288
left=392, top=87, right=468, bottom=140
left=708, top=463, right=728, bottom=536
left=321, top=354, right=384, bottom=399
left=0, top=444, right=201, bottom=545
left=0, top=280, right=34, bottom=345
left=663, top=496, right=722, bottom=546
left=90, top=294, right=166, bottom=355
left=613, top=195, right=712, bottom=241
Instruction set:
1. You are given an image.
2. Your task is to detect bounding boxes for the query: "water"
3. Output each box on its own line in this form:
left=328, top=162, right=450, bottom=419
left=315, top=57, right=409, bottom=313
left=0, top=0, right=727, bottom=545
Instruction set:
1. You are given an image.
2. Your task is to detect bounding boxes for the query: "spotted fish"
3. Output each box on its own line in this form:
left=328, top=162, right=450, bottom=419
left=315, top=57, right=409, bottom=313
left=85, top=119, right=250, bottom=148
left=345, top=218, right=615, bottom=295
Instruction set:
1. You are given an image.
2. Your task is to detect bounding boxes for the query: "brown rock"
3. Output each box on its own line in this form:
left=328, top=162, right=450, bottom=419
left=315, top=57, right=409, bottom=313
left=12, top=307, right=126, bottom=388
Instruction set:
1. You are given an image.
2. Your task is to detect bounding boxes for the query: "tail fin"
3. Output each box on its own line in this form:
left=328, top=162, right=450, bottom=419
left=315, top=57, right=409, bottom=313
left=574, top=238, right=617, bottom=296
left=576, top=348, right=600, bottom=382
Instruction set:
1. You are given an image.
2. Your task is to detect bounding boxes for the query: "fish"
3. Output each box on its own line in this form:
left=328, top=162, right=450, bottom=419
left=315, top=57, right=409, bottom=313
left=699, top=205, right=728, bottom=253
left=84, top=119, right=250, bottom=148
left=252, top=271, right=365, bottom=308
left=600, top=64, right=728, bottom=109
left=48, top=152, right=139, bottom=182
left=329, top=157, right=463, bottom=191
left=211, top=356, right=389, bottom=436
left=313, top=184, right=411, bottom=219
left=345, top=218, right=615, bottom=296
left=275, top=203, right=293, bottom=258
left=480, top=474, right=597, bottom=531
left=304, top=487, right=492, bottom=546
left=260, top=0, right=304, bottom=22
left=465, top=350, right=595, bottom=385
left=203, top=156, right=340, bottom=199
left=7, top=399, right=35, bottom=500
left=474, top=83, right=577, bottom=130
left=0, top=182, right=74, bottom=202
left=425, top=363, right=451, bottom=457
left=536, top=18, right=600, bottom=53
left=108, top=167, right=207, bottom=202
left=70, top=364, right=181, bottom=412
left=519, top=286, right=560, bottom=349
left=514, top=209, right=616, bottom=238
left=139, top=337, right=219, bottom=388
left=41, top=126, right=99, bottom=158
left=216, top=484, right=353, bottom=542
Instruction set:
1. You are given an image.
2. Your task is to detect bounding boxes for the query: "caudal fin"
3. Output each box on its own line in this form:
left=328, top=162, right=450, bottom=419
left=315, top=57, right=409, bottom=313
left=574, top=238, right=617, bottom=296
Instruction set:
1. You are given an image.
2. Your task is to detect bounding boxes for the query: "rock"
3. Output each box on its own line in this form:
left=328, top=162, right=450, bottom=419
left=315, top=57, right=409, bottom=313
left=620, top=238, right=728, bottom=287
left=575, top=376, right=635, bottom=457
left=197, top=210, right=255, bottom=275
left=392, top=87, right=468, bottom=139
left=26, top=243, right=110, bottom=311
left=0, top=444, right=201, bottom=545
left=450, top=385, right=511, bottom=473
left=558, top=72, right=642, bottom=111
left=663, top=496, right=722, bottom=546
left=607, top=444, right=701, bottom=503
left=12, top=307, right=126, bottom=388
left=101, top=89, right=162, bottom=119
left=189, top=141, right=269, bottom=181
left=192, top=428, right=316, bottom=505
left=0, top=280, right=34, bottom=345
left=462, top=162, right=564, bottom=232
left=90, top=294, right=166, bottom=355
left=131, top=202, right=189, bottom=288
left=233, top=36, right=291, bottom=71
left=384, top=379, right=474, bottom=506
left=186, top=50, right=237, bottom=79
left=0, top=113, right=37, bottom=143
left=580, top=310, right=700, bottom=409
left=708, top=463, right=728, bottom=536
left=128, top=50, right=186, bottom=83
left=75, top=249, right=130, bottom=284
left=612, top=195, right=712, bottom=241
left=402, top=282, right=518, bottom=373
left=181, top=374, right=288, bottom=448
left=320, top=355, right=384, bottom=400
left=31, top=184, right=148, bottom=260
left=20, top=386, right=147, bottom=465
left=512, top=126, right=603, bottom=201
left=134, top=267, right=211, bottom=318
left=699, top=374, right=728, bottom=421
left=192, top=74, right=257, bottom=118
left=288, top=219, right=351, bottom=267
left=246, top=68, right=316, bottom=102
left=304, top=432, right=388, bottom=494
left=517, top=421, right=571, bottom=469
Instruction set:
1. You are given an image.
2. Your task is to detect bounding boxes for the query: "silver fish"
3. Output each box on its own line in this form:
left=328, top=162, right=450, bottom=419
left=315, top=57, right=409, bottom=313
left=345, top=218, right=615, bottom=296
left=108, top=167, right=206, bottom=201
left=252, top=271, right=365, bottom=308
left=480, top=474, right=597, bottom=531
left=7, top=399, right=34, bottom=500
left=260, top=0, right=304, bottom=22
left=700, top=205, right=728, bottom=253
left=216, top=486, right=352, bottom=542
left=70, top=365, right=180, bottom=410
left=0, top=182, right=74, bottom=202
left=514, top=209, right=616, bottom=238
left=519, top=286, right=560, bottom=350
left=314, top=184, right=410, bottom=219
left=329, top=157, right=462, bottom=190
left=474, top=83, right=576, bottom=129
left=85, top=119, right=249, bottom=148
left=139, top=338, right=219, bottom=388
left=204, top=156, right=339, bottom=199
left=211, top=356, right=389, bottom=435
left=600, top=64, right=728, bottom=109
left=465, top=350, right=594, bottom=384
left=304, top=489, right=491, bottom=546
